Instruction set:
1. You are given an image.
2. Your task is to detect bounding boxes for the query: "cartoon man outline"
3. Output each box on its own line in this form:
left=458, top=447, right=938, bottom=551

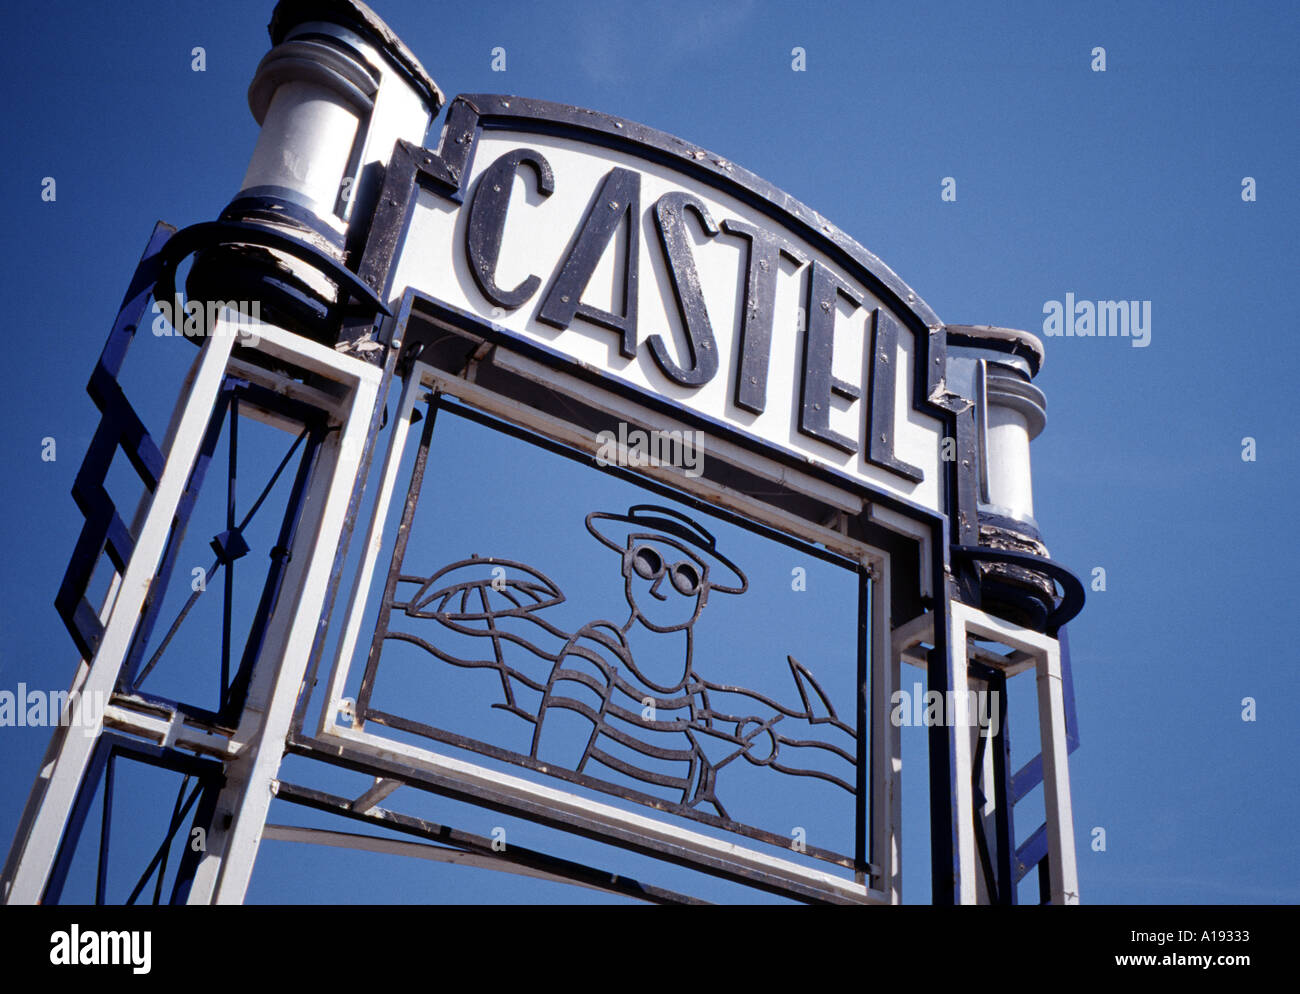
left=530, top=504, right=852, bottom=819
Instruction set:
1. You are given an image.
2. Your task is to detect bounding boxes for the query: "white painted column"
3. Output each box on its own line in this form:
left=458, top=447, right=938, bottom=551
left=870, top=556, right=902, bottom=903
left=946, top=608, right=978, bottom=904
left=1037, top=638, right=1080, bottom=905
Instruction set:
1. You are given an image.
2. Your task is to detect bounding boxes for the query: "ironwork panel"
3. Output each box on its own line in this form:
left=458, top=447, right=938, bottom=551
left=341, top=392, right=875, bottom=884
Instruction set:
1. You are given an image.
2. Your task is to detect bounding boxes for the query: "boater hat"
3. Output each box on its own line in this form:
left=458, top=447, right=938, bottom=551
left=586, top=505, right=748, bottom=595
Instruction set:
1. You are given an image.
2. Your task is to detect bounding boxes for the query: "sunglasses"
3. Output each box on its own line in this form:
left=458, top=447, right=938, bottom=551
left=626, top=545, right=704, bottom=596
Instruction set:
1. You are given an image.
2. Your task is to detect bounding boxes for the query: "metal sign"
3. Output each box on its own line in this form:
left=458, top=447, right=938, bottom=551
left=314, top=102, right=965, bottom=901
left=362, top=426, right=862, bottom=851
left=381, top=95, right=950, bottom=514
left=313, top=360, right=895, bottom=903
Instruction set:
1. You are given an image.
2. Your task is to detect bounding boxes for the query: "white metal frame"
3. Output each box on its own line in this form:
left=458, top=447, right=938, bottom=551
left=183, top=324, right=381, bottom=904
left=315, top=353, right=903, bottom=904
left=1, top=316, right=381, bottom=905
left=891, top=602, right=1079, bottom=905
left=2, top=326, right=240, bottom=904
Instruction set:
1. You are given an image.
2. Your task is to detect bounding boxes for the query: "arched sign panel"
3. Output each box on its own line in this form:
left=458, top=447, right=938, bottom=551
left=375, top=94, right=955, bottom=517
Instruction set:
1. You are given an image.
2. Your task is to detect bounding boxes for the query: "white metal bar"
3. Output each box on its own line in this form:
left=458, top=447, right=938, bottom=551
left=952, top=603, right=1058, bottom=656
left=945, top=606, right=978, bottom=904
left=867, top=503, right=933, bottom=598
left=1036, top=638, right=1079, bottom=904
left=225, top=355, right=348, bottom=413
left=320, top=369, right=424, bottom=731
left=0, top=343, right=208, bottom=903
left=185, top=431, right=344, bottom=901
left=892, top=611, right=934, bottom=657
left=101, top=347, right=206, bottom=625
left=870, top=554, right=902, bottom=902
left=350, top=778, right=401, bottom=813
left=97, top=699, right=237, bottom=761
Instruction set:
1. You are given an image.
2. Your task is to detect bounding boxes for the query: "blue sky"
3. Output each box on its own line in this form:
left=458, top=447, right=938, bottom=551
left=1, top=0, right=1297, bottom=904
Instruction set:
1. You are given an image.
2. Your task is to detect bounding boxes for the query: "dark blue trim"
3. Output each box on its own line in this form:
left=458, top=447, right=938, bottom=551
left=56, top=223, right=175, bottom=660
left=155, top=219, right=389, bottom=317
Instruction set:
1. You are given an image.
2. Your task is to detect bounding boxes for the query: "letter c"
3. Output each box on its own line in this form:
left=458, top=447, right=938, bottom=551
left=465, top=148, right=555, bottom=309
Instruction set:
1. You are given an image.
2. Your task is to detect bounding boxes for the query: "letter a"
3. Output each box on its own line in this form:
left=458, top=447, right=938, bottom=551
left=1042, top=300, right=1063, bottom=337
left=538, top=167, right=641, bottom=358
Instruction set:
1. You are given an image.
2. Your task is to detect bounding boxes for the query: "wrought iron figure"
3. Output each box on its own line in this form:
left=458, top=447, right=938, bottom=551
left=391, top=504, right=854, bottom=820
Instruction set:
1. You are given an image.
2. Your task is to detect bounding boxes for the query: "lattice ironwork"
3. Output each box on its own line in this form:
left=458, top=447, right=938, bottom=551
left=355, top=402, right=869, bottom=871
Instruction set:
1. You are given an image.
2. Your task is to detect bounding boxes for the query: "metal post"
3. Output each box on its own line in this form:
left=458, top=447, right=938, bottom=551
left=1037, top=637, right=1079, bottom=904
left=184, top=332, right=381, bottom=903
